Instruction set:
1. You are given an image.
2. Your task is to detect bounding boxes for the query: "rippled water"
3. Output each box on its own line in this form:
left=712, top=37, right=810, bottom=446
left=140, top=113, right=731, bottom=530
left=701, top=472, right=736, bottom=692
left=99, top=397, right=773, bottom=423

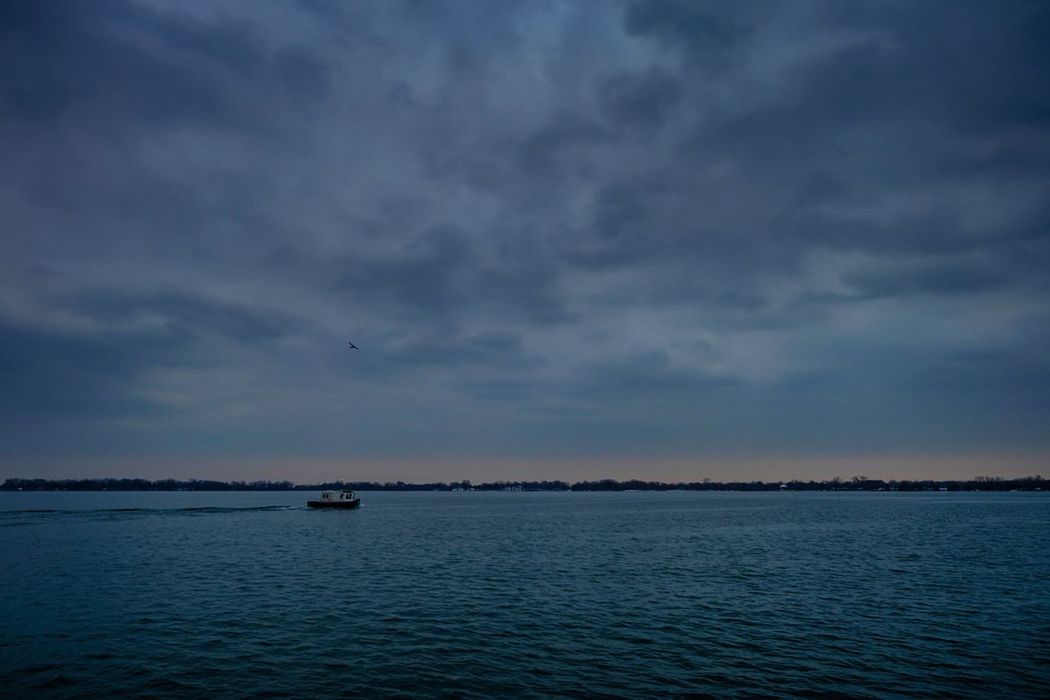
left=2, top=491, right=1048, bottom=697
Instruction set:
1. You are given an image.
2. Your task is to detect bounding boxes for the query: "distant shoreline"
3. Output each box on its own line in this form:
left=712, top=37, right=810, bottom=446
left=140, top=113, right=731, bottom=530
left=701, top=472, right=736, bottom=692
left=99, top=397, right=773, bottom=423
left=1, top=476, right=1045, bottom=492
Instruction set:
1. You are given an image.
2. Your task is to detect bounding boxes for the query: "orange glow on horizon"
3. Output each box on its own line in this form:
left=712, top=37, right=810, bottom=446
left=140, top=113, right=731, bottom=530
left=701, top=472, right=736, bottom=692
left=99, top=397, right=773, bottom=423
left=3, top=452, right=1046, bottom=484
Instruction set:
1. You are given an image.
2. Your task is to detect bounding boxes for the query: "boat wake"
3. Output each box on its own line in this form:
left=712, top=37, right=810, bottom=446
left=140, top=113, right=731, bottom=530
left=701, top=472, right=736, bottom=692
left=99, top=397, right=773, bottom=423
left=0, top=505, right=304, bottom=524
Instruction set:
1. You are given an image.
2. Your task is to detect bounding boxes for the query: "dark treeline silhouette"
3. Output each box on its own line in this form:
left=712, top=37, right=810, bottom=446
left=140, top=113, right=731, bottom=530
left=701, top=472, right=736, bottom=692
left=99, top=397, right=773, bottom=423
left=0, top=477, right=571, bottom=492
left=570, top=475, right=1046, bottom=492
left=1, top=475, right=1045, bottom=492
left=0, top=478, right=298, bottom=492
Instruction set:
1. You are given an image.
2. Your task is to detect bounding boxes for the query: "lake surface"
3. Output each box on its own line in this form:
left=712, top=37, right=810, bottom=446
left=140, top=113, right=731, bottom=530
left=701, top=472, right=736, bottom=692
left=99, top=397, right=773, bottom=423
left=2, top=491, right=1048, bottom=697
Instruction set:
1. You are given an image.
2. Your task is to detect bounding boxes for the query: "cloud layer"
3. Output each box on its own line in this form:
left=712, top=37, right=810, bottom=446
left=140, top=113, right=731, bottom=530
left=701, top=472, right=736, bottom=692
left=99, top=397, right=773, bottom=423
left=2, top=1, right=1049, bottom=476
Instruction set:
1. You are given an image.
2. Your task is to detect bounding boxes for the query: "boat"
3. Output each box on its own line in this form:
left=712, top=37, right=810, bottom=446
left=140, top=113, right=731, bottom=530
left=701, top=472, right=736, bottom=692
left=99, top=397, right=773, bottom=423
left=307, top=489, right=361, bottom=509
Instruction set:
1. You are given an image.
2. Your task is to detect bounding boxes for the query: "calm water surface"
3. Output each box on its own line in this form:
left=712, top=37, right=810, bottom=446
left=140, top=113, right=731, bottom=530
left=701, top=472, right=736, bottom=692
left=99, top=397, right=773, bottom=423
left=2, top=491, right=1048, bottom=697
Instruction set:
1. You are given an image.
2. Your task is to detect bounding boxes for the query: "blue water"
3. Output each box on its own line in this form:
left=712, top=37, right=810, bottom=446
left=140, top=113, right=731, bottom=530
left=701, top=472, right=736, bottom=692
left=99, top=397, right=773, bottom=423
left=2, top=491, right=1048, bottom=697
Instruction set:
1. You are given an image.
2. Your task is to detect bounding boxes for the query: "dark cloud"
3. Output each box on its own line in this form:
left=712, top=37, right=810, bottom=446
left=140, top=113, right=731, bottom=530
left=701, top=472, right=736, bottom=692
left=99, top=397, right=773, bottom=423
left=0, top=0, right=329, bottom=134
left=336, top=227, right=476, bottom=312
left=0, top=321, right=179, bottom=419
left=623, top=0, right=756, bottom=65
left=70, top=290, right=297, bottom=344
left=516, top=111, right=609, bottom=178
left=576, top=351, right=740, bottom=403
left=842, top=259, right=1009, bottom=299
left=2, top=0, right=1049, bottom=473
left=598, top=67, right=682, bottom=130
left=0, top=287, right=302, bottom=425
left=387, top=331, right=536, bottom=371
left=332, top=226, right=569, bottom=326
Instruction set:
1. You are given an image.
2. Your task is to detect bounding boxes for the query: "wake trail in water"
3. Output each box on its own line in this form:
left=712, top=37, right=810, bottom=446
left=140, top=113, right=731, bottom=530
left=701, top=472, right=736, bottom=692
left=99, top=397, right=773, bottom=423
left=0, top=505, right=304, bottom=519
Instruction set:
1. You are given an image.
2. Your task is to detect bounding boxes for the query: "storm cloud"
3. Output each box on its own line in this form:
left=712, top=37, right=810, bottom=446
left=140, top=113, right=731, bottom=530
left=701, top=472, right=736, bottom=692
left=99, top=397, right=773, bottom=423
left=2, top=0, right=1048, bottom=478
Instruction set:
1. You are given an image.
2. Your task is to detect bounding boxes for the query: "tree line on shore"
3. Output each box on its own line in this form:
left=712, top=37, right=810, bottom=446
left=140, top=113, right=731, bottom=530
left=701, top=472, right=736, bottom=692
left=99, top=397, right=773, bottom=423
left=1, top=475, right=1045, bottom=492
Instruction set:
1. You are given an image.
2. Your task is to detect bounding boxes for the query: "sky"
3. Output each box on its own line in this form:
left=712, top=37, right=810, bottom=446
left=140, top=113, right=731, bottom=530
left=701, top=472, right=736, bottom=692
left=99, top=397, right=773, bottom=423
left=2, top=0, right=1049, bottom=483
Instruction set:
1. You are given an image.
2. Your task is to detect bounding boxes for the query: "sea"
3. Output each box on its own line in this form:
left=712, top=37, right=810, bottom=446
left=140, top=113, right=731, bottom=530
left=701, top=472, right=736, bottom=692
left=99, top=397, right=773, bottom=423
left=1, top=491, right=1048, bottom=698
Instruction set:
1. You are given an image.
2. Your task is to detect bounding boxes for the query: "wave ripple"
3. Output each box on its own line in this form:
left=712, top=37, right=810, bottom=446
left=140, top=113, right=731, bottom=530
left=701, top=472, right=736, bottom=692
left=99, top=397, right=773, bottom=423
left=1, top=491, right=1048, bottom=697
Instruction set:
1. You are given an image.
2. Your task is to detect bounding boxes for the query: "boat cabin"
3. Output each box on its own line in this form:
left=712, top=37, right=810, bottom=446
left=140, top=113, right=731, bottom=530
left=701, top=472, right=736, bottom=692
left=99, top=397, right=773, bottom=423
left=307, top=488, right=361, bottom=509
left=319, top=490, right=356, bottom=502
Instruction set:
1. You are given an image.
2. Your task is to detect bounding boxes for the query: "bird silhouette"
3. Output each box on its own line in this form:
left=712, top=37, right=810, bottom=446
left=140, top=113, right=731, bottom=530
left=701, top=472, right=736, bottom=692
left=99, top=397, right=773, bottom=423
left=348, top=341, right=358, bottom=350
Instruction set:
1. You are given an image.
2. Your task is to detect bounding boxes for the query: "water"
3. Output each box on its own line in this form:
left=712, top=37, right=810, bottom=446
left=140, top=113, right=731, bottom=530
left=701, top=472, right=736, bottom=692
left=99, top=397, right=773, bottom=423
left=2, top=491, right=1048, bottom=697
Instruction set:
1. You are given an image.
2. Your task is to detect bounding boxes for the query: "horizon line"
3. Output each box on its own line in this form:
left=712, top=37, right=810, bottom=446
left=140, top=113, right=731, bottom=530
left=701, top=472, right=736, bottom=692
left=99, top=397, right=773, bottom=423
left=3, top=475, right=1046, bottom=492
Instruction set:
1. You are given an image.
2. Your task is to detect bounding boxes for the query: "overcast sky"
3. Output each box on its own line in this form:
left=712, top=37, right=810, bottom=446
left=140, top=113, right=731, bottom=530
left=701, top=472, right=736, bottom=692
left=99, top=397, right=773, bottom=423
left=2, top=0, right=1048, bottom=482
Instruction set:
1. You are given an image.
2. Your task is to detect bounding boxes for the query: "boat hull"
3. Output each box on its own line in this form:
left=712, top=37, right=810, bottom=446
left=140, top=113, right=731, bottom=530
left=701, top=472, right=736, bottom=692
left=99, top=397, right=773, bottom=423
left=307, top=499, right=360, bottom=509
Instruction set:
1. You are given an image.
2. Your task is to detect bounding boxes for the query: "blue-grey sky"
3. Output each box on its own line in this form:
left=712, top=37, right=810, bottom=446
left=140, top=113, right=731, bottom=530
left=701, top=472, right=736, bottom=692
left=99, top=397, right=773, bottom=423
left=2, top=0, right=1048, bottom=482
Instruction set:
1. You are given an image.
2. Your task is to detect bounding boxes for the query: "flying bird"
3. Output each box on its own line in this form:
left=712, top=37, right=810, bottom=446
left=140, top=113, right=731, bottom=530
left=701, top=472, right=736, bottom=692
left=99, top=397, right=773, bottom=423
left=348, top=341, right=358, bottom=350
